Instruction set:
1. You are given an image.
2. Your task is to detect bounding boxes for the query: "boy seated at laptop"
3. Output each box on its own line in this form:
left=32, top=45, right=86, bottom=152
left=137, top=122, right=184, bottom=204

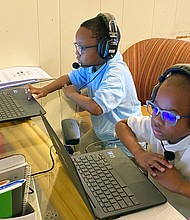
left=115, top=64, right=190, bottom=216
left=27, top=13, right=142, bottom=155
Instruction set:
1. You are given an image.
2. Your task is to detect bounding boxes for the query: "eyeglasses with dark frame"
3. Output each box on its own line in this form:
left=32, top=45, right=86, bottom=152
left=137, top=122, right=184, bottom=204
left=146, top=100, right=190, bottom=126
left=74, top=42, right=98, bottom=55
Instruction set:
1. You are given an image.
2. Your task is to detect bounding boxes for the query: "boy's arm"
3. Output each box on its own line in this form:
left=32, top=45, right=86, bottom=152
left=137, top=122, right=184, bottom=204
left=28, top=75, right=71, bottom=99
left=179, top=180, right=190, bottom=197
left=153, top=166, right=190, bottom=198
left=115, top=119, right=172, bottom=176
left=43, top=75, right=71, bottom=94
left=62, top=84, right=103, bottom=115
left=115, top=119, right=146, bottom=157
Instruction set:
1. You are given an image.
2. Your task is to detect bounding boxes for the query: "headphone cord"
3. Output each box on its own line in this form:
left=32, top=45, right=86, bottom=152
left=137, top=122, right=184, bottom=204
left=78, top=62, right=107, bottom=91
left=74, top=63, right=107, bottom=115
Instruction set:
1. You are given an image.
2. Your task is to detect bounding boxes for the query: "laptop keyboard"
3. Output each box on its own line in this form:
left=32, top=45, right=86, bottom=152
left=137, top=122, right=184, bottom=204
left=73, top=153, right=140, bottom=213
left=0, top=91, right=27, bottom=120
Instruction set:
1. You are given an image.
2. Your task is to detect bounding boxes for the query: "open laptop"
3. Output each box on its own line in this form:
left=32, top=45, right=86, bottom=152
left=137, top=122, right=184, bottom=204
left=0, top=87, right=46, bottom=122
left=40, top=112, right=167, bottom=220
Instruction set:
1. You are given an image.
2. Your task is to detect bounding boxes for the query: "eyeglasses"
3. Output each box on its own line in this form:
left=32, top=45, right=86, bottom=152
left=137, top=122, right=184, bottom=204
left=146, top=100, right=190, bottom=126
left=74, top=42, right=98, bottom=55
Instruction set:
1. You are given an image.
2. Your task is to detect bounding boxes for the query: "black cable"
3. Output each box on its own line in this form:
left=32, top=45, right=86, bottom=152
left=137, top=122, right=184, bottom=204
left=28, top=187, right=34, bottom=195
left=31, top=145, right=55, bottom=177
left=78, top=63, right=107, bottom=91
left=28, top=145, right=55, bottom=195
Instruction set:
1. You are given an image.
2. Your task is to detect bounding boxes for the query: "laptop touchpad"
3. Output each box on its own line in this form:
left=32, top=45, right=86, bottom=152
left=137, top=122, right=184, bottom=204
left=115, top=163, right=146, bottom=184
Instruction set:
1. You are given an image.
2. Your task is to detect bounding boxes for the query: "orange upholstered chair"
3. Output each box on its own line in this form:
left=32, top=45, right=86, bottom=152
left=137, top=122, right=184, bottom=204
left=122, top=38, right=190, bottom=115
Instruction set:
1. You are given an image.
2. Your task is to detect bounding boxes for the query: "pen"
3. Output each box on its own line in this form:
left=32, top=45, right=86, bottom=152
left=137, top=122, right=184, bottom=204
left=0, top=179, right=26, bottom=194
left=0, top=179, right=10, bottom=187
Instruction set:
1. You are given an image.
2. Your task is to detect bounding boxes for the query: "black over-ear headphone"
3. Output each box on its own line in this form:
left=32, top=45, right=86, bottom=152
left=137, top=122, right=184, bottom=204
left=97, top=13, right=119, bottom=60
left=150, top=63, right=190, bottom=101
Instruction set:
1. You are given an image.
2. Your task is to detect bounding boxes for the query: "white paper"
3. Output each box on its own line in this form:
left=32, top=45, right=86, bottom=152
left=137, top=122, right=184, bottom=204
left=115, top=202, right=186, bottom=220
left=0, top=66, right=52, bottom=89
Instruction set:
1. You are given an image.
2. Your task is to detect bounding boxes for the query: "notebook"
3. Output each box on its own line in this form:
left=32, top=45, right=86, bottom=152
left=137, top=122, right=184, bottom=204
left=0, top=154, right=31, bottom=216
left=0, top=87, right=46, bottom=122
left=40, top=112, right=167, bottom=220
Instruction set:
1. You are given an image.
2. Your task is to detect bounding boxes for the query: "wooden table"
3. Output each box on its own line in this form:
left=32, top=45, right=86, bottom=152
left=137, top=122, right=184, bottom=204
left=0, top=119, right=93, bottom=220
left=0, top=119, right=188, bottom=220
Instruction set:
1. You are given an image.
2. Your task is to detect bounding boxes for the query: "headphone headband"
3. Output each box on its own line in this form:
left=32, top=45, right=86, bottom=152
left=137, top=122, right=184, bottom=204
left=97, top=13, right=118, bottom=39
left=151, top=63, right=190, bottom=100
left=97, top=13, right=119, bottom=60
left=159, top=63, right=190, bottom=82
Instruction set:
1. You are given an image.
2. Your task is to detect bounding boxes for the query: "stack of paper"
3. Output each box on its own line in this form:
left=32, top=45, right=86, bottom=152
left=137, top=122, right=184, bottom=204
left=0, top=66, right=53, bottom=89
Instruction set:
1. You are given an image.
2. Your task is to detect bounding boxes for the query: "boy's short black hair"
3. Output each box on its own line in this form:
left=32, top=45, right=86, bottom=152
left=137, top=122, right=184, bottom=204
left=165, top=72, right=190, bottom=88
left=80, top=16, right=120, bottom=43
left=165, top=73, right=190, bottom=114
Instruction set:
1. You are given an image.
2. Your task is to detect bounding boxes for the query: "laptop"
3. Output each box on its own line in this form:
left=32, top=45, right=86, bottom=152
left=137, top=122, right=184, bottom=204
left=0, top=87, right=46, bottom=122
left=40, top=112, right=167, bottom=220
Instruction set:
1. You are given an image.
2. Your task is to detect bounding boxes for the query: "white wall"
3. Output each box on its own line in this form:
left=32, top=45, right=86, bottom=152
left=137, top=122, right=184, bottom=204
left=1, top=0, right=190, bottom=133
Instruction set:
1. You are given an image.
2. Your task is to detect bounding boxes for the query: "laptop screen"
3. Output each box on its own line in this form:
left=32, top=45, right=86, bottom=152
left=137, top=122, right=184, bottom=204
left=40, top=112, right=96, bottom=219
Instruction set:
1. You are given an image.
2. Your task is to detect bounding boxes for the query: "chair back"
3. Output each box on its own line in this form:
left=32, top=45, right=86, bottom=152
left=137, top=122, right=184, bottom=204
left=122, top=38, right=190, bottom=105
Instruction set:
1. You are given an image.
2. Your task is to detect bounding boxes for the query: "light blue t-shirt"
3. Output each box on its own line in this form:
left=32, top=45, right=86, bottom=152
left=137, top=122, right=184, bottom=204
left=69, top=52, right=141, bottom=148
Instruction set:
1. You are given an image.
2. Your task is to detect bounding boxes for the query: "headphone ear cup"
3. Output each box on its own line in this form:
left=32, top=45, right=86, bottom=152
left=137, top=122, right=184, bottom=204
left=98, top=36, right=109, bottom=59
left=97, top=13, right=119, bottom=60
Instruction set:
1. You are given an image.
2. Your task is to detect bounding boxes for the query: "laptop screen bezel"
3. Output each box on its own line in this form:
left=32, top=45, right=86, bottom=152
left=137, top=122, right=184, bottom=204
left=40, top=112, right=95, bottom=219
